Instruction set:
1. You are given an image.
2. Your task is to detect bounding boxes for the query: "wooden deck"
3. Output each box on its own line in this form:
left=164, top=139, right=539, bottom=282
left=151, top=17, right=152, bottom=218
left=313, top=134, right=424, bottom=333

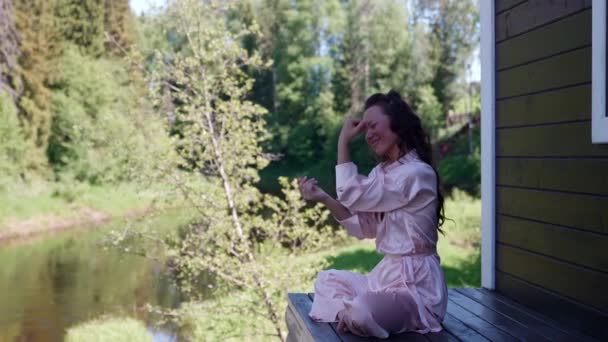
left=286, top=288, right=599, bottom=341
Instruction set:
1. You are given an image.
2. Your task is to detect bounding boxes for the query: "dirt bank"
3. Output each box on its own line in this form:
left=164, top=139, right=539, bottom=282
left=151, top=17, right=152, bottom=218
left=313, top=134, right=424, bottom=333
left=0, top=205, right=152, bottom=244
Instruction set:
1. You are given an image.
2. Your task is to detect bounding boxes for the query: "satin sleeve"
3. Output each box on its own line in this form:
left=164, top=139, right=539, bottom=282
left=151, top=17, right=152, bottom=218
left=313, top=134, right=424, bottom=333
left=335, top=161, right=436, bottom=213
left=334, top=211, right=383, bottom=240
left=335, top=162, right=408, bottom=212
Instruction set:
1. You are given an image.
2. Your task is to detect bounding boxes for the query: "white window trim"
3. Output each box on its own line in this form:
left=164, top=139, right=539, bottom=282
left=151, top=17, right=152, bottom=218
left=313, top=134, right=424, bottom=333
left=480, top=0, right=495, bottom=290
left=593, top=0, right=608, bottom=143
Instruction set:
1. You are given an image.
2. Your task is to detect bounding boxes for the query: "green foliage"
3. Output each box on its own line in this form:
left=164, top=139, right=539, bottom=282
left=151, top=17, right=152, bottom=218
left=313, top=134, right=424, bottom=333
left=438, top=125, right=481, bottom=196
left=0, top=91, right=30, bottom=189
left=451, top=82, right=480, bottom=114
left=177, top=298, right=274, bottom=341
left=2, top=0, right=141, bottom=184
left=260, top=0, right=341, bottom=163
left=108, top=2, right=341, bottom=337
left=439, top=148, right=480, bottom=196
left=261, top=177, right=343, bottom=251
left=65, top=317, right=152, bottom=342
left=173, top=193, right=481, bottom=340
left=55, top=0, right=134, bottom=56
left=55, top=0, right=105, bottom=56
left=0, top=181, right=161, bottom=231
left=14, top=0, right=62, bottom=167
left=417, top=84, right=443, bottom=142
left=48, top=44, right=168, bottom=184
left=170, top=226, right=337, bottom=341
left=0, top=0, right=20, bottom=98
left=416, top=0, right=479, bottom=111
left=332, top=0, right=369, bottom=116
left=103, top=0, right=135, bottom=55
left=250, top=0, right=479, bottom=195
left=367, top=1, right=434, bottom=98
left=3, top=0, right=480, bottom=195
left=440, top=189, right=481, bottom=287
left=108, top=174, right=336, bottom=339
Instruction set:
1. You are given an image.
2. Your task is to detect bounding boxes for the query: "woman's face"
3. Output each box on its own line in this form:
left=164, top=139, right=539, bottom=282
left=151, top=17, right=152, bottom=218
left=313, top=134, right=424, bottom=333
left=363, top=105, right=401, bottom=159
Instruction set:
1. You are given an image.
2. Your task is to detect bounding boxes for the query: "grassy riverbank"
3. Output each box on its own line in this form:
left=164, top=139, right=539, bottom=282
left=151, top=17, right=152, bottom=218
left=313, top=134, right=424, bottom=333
left=0, top=181, right=172, bottom=241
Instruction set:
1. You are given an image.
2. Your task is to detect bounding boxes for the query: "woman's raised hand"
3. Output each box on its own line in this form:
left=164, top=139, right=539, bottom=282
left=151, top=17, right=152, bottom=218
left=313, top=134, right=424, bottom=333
left=297, top=176, right=329, bottom=202
left=339, top=117, right=367, bottom=143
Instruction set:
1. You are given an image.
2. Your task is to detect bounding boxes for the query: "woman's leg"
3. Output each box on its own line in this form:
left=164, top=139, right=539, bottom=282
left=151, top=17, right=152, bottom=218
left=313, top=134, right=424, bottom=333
left=337, top=289, right=420, bottom=339
left=309, top=270, right=368, bottom=322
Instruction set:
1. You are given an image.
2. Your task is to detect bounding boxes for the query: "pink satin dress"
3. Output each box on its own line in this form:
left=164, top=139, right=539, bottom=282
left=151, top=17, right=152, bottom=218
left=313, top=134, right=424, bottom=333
left=308, top=149, right=448, bottom=338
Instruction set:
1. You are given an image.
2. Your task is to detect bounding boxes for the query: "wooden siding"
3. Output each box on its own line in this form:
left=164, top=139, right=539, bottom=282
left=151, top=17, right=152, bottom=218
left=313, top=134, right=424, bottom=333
left=496, top=0, right=591, bottom=42
left=496, top=0, right=528, bottom=15
left=494, top=1, right=608, bottom=340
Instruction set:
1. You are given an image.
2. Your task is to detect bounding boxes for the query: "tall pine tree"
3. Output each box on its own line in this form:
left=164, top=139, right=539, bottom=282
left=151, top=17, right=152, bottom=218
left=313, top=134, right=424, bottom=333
left=413, top=0, right=479, bottom=111
left=14, top=0, right=62, bottom=168
left=55, top=0, right=105, bottom=56
left=103, top=0, right=135, bottom=55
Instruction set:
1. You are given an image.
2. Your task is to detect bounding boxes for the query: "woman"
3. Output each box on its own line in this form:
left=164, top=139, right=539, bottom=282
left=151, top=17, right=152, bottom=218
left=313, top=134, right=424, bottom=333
left=297, top=90, right=448, bottom=338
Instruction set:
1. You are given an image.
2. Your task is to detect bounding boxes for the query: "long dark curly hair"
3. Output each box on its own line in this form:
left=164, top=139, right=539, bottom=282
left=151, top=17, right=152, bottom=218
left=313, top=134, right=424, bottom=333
left=364, top=89, right=446, bottom=231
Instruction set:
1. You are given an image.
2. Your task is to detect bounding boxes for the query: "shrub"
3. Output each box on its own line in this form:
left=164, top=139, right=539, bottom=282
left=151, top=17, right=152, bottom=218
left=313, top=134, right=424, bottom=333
left=65, top=317, right=152, bottom=342
left=0, top=92, right=30, bottom=190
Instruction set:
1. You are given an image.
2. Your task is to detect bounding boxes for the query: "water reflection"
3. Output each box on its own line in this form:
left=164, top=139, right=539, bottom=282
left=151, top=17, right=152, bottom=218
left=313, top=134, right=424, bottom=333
left=0, top=218, right=182, bottom=342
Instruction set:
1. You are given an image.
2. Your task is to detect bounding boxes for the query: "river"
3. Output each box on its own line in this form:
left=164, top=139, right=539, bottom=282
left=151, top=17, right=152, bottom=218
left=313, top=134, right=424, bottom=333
left=0, top=212, right=192, bottom=341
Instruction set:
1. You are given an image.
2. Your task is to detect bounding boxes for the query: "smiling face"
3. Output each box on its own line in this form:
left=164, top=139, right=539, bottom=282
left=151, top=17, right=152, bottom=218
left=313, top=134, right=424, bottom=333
left=363, top=105, right=402, bottom=161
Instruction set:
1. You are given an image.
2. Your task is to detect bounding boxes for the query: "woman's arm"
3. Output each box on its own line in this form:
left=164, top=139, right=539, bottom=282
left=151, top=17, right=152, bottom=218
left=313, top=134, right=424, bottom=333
left=298, top=177, right=352, bottom=220
left=298, top=177, right=379, bottom=239
left=338, top=136, right=351, bottom=165
left=338, top=117, right=366, bottom=165
left=319, top=193, right=352, bottom=221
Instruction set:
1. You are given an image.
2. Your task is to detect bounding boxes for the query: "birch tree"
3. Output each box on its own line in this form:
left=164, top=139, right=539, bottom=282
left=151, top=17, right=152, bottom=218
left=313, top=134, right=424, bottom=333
left=125, top=0, right=335, bottom=339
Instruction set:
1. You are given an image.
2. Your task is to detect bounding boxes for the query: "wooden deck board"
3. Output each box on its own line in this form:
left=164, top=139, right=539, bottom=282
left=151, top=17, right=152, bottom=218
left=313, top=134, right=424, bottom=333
left=446, top=296, right=518, bottom=341
left=447, top=289, right=549, bottom=341
left=455, top=288, right=575, bottom=341
left=286, top=293, right=340, bottom=342
left=285, top=288, right=600, bottom=341
left=440, top=313, right=490, bottom=342
left=477, top=288, right=600, bottom=342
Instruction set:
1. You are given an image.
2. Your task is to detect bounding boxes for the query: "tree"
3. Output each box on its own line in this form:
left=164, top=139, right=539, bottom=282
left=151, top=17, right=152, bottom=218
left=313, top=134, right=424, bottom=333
left=332, top=0, right=371, bottom=117
left=0, top=91, right=29, bottom=188
left=54, top=0, right=135, bottom=56
left=333, top=0, right=437, bottom=116
left=266, top=0, right=341, bottom=162
left=55, top=0, right=105, bottom=56
left=128, top=1, right=334, bottom=339
left=249, top=0, right=290, bottom=116
left=416, top=84, right=443, bottom=142
left=412, top=0, right=479, bottom=111
left=47, top=44, right=162, bottom=184
left=243, top=0, right=344, bottom=196
left=14, top=0, right=62, bottom=169
left=367, top=0, right=421, bottom=97
left=0, top=0, right=28, bottom=185
left=0, top=0, right=20, bottom=99
left=103, top=0, right=135, bottom=55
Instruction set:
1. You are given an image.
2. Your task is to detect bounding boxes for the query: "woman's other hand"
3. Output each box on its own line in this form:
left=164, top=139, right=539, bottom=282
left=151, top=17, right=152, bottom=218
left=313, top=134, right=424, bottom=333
left=297, top=176, right=329, bottom=202
left=339, top=117, right=367, bottom=144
